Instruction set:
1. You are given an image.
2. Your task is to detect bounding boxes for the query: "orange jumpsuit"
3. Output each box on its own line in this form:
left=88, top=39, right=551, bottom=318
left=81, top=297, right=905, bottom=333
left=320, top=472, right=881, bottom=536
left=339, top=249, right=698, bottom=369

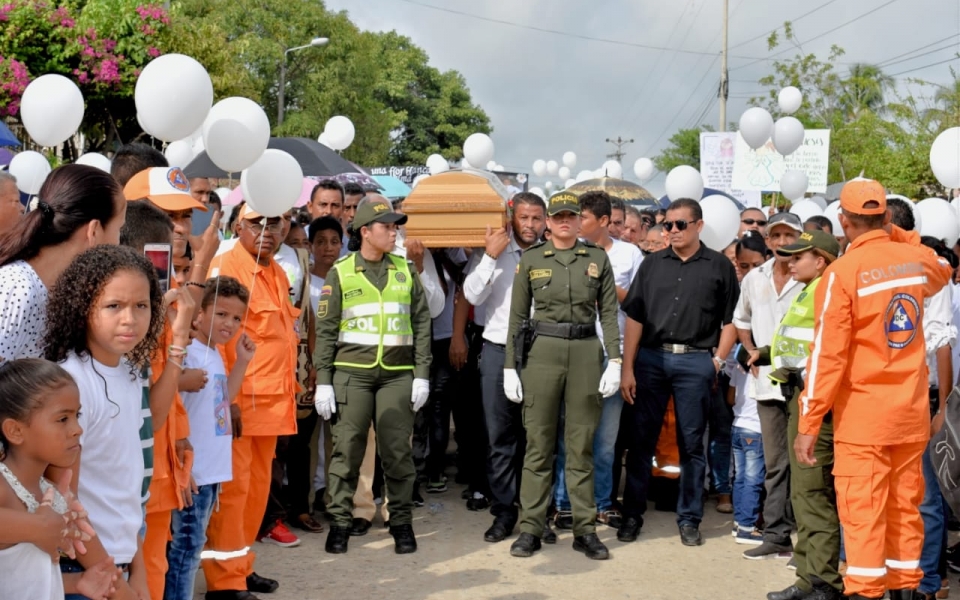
left=799, top=225, right=953, bottom=598
left=202, top=243, right=299, bottom=593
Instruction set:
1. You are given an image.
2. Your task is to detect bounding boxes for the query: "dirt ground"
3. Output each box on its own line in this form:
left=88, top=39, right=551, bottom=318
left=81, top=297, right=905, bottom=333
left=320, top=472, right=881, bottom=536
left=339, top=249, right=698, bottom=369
left=194, top=487, right=801, bottom=600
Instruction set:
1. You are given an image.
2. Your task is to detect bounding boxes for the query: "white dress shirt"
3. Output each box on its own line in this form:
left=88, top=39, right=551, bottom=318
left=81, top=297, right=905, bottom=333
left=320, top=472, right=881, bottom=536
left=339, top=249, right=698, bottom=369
left=732, top=258, right=804, bottom=401
left=394, top=228, right=445, bottom=318
left=924, top=284, right=957, bottom=388
left=463, top=233, right=524, bottom=345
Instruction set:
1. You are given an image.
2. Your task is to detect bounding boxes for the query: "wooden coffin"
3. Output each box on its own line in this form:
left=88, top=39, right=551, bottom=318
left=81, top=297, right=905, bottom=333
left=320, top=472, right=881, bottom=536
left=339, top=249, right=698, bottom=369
left=401, top=169, right=509, bottom=248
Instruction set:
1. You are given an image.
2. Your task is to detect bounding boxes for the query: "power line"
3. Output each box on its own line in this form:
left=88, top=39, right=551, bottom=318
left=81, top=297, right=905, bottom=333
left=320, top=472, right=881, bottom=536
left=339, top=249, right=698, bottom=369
left=889, top=56, right=960, bottom=78
left=640, top=57, right=720, bottom=156
left=727, top=0, right=841, bottom=50
left=876, top=42, right=960, bottom=69
left=876, top=33, right=960, bottom=67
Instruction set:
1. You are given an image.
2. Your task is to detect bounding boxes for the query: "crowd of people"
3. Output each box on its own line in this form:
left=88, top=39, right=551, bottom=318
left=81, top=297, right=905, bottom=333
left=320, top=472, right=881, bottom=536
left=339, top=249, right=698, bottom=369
left=0, top=145, right=958, bottom=600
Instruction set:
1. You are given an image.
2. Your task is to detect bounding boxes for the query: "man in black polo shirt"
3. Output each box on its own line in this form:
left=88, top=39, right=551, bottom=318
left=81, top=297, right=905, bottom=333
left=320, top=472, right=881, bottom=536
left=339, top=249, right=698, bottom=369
left=618, top=197, right=740, bottom=546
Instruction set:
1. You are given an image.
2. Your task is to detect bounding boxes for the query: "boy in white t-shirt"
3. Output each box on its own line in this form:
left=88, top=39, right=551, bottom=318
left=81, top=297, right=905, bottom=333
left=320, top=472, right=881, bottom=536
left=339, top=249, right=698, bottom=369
left=728, top=353, right=765, bottom=545
left=165, top=276, right=255, bottom=600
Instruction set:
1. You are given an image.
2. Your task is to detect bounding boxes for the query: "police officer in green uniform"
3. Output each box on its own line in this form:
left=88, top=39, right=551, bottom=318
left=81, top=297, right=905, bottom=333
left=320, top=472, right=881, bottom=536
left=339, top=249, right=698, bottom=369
left=504, top=191, right=623, bottom=560
left=761, top=231, right=843, bottom=600
left=313, top=196, right=433, bottom=556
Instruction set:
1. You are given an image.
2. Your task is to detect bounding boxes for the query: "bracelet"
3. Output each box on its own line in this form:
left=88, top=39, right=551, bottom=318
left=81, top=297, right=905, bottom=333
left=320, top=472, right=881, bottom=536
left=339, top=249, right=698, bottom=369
left=185, top=281, right=206, bottom=289
left=168, top=345, right=188, bottom=355
left=169, top=358, right=185, bottom=371
left=485, top=251, right=499, bottom=260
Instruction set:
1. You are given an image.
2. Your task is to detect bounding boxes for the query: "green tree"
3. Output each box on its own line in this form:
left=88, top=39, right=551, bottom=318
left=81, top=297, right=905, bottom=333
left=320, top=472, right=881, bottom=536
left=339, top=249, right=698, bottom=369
left=653, top=125, right=713, bottom=173
left=838, top=63, right=894, bottom=120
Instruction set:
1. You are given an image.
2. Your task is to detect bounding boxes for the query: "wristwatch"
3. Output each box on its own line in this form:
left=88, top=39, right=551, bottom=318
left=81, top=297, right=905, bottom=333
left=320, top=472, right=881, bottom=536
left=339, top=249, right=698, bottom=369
left=712, top=355, right=724, bottom=369
left=609, top=358, right=623, bottom=365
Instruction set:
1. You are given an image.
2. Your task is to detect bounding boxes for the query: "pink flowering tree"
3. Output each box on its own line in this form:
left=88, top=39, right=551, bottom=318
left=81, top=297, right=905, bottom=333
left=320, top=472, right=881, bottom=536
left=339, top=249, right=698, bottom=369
left=0, top=0, right=170, bottom=151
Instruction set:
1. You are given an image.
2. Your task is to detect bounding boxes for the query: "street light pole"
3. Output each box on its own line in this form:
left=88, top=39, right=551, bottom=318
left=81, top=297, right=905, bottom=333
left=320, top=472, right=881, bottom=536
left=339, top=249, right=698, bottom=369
left=278, top=36, right=329, bottom=127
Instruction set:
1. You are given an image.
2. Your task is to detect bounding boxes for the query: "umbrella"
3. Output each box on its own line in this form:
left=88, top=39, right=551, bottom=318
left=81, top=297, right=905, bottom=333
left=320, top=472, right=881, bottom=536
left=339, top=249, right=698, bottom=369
left=184, top=137, right=362, bottom=179
left=929, top=385, right=960, bottom=516
left=223, top=177, right=319, bottom=208
left=372, top=175, right=412, bottom=200
left=0, top=148, right=13, bottom=167
left=315, top=171, right=381, bottom=192
left=0, top=121, right=20, bottom=147
left=566, top=177, right=656, bottom=205
left=657, top=187, right=745, bottom=211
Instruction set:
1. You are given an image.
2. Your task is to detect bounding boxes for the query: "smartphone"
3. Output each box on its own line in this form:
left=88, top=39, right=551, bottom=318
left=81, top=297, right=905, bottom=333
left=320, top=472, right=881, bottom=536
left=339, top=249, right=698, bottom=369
left=191, top=207, right=215, bottom=237
left=144, top=243, right=172, bottom=294
left=735, top=344, right=751, bottom=372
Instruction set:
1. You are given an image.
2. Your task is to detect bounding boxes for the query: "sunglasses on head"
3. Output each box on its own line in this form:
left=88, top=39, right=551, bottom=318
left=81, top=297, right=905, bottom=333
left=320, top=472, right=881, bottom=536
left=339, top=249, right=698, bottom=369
left=741, top=218, right=767, bottom=226
left=663, top=219, right=699, bottom=232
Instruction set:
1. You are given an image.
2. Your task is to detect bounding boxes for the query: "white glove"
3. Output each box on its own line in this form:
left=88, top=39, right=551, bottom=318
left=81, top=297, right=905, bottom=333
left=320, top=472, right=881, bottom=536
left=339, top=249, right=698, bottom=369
left=314, top=384, right=336, bottom=420
left=599, top=360, right=622, bottom=398
left=503, top=369, right=523, bottom=403
left=411, top=378, right=430, bottom=412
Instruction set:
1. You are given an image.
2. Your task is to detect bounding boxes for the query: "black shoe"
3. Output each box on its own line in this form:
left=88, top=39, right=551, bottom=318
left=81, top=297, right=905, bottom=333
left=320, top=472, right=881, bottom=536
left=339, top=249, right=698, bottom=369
left=553, top=510, right=573, bottom=530
left=805, top=584, right=844, bottom=600
left=349, top=517, right=372, bottom=537
left=311, top=488, right=326, bottom=515
left=887, top=592, right=925, bottom=600
left=509, top=532, right=542, bottom=557
left=205, top=592, right=260, bottom=600
left=412, top=489, right=425, bottom=508
left=766, top=585, right=807, bottom=600
left=466, top=494, right=491, bottom=511
left=679, top=524, right=702, bottom=546
left=484, top=519, right=514, bottom=543
left=389, top=524, right=418, bottom=554
left=573, top=533, right=610, bottom=560
left=245, top=573, right=278, bottom=594
left=325, top=525, right=349, bottom=554
left=617, top=517, right=642, bottom=542
left=542, top=521, right=557, bottom=545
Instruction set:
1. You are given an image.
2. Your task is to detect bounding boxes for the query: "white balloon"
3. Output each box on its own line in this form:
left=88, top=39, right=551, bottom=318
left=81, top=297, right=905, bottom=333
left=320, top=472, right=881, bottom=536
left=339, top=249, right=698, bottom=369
left=486, top=160, right=497, bottom=171
left=529, top=187, right=545, bottom=200
left=558, top=166, right=571, bottom=180
left=778, top=86, right=803, bottom=115
left=495, top=164, right=504, bottom=171
left=546, top=160, right=559, bottom=176
left=789, top=199, right=824, bottom=222
left=324, top=116, right=356, bottom=151
left=562, top=152, right=577, bottom=169
left=633, top=157, right=655, bottom=182
left=738, top=107, right=775, bottom=150
left=532, top=160, right=547, bottom=177
left=317, top=132, right=332, bottom=148
left=594, top=169, right=605, bottom=179
left=952, top=197, right=960, bottom=218
left=163, top=140, right=194, bottom=169
left=780, top=169, right=808, bottom=201
left=135, top=54, right=213, bottom=142
left=202, top=97, right=271, bottom=173
left=461, top=158, right=473, bottom=170
left=601, top=160, right=623, bottom=179
left=463, top=133, right=495, bottom=169
left=20, top=74, right=85, bottom=147
left=824, top=201, right=845, bottom=238
left=191, top=135, right=205, bottom=157
left=808, top=195, right=828, bottom=210
left=213, top=187, right=232, bottom=202
left=575, top=170, right=593, bottom=182
left=917, top=197, right=960, bottom=247
left=665, top=165, right=704, bottom=201
left=564, top=178, right=576, bottom=189
left=75, top=152, right=112, bottom=173
left=426, top=154, right=449, bottom=175
left=240, top=149, right=304, bottom=217
left=8, top=151, right=52, bottom=195
left=930, top=127, right=960, bottom=189
left=544, top=181, right=554, bottom=190
left=773, top=117, right=805, bottom=156
left=700, top=195, right=741, bottom=250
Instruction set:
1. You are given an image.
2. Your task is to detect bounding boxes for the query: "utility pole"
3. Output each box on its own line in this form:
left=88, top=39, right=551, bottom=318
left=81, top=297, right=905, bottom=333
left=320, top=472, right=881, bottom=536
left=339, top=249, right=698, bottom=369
left=718, top=0, right=729, bottom=131
left=605, top=136, right=634, bottom=162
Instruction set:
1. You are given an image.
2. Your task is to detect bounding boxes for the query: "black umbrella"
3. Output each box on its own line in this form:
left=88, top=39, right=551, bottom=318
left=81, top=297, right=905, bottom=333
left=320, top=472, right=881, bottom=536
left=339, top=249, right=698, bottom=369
left=184, top=137, right=361, bottom=179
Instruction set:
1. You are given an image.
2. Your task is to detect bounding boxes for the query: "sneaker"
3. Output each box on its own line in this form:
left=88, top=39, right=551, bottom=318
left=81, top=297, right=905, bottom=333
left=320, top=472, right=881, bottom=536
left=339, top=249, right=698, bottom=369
left=554, top=510, right=573, bottom=530
left=786, top=556, right=797, bottom=570
left=412, top=490, right=425, bottom=508
left=596, top=509, right=623, bottom=529
left=731, top=521, right=740, bottom=537
left=742, top=541, right=793, bottom=560
left=466, top=492, right=490, bottom=512
left=938, top=581, right=950, bottom=599
left=734, top=526, right=764, bottom=545
left=260, top=520, right=301, bottom=548
left=426, top=480, right=448, bottom=494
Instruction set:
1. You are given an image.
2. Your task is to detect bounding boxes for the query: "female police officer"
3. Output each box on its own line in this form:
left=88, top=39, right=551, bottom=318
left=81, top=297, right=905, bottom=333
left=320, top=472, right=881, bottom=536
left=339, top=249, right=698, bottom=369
left=504, top=190, right=622, bottom=560
left=313, top=195, right=433, bottom=555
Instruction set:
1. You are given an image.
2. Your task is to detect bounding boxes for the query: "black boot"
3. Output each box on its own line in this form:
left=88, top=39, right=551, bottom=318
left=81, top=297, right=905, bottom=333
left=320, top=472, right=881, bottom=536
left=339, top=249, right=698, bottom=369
left=542, top=520, right=557, bottom=544
left=325, top=525, right=349, bottom=554
left=245, top=573, right=278, bottom=594
left=766, top=585, right=806, bottom=600
left=389, top=523, right=418, bottom=554
left=509, top=532, right=542, bottom=557
left=888, top=592, right=925, bottom=600
left=572, top=533, right=610, bottom=560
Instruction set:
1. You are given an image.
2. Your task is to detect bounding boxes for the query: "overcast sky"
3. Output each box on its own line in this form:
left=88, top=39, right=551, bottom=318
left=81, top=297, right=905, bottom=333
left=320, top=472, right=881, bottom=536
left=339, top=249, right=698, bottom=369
left=326, top=0, right=960, bottom=195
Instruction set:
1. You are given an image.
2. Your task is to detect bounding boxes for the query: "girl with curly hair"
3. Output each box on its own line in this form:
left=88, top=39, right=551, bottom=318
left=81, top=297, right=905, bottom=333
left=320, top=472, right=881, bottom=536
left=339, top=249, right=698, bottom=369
left=43, top=244, right=165, bottom=600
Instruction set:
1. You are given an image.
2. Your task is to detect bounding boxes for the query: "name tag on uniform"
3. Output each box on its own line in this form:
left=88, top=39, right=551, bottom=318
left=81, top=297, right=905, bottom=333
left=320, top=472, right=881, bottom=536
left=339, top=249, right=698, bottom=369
left=530, top=269, right=551, bottom=280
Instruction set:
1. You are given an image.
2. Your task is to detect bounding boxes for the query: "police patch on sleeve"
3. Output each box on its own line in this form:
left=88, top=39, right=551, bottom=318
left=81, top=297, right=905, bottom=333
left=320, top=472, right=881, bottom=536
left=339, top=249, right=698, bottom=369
left=885, top=293, right=919, bottom=349
left=320, top=285, right=332, bottom=297
left=317, top=300, right=328, bottom=318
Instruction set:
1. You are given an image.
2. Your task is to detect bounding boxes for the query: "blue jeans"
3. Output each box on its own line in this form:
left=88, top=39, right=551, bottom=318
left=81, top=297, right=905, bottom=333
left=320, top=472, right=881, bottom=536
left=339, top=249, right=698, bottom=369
left=732, top=426, right=765, bottom=528
left=709, top=376, right=733, bottom=494
left=919, top=448, right=948, bottom=594
left=164, top=484, right=219, bottom=600
left=554, top=385, right=624, bottom=512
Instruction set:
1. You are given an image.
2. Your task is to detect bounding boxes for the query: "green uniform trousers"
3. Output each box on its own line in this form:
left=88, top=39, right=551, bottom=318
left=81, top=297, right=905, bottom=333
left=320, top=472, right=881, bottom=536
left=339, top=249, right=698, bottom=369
left=327, top=365, right=416, bottom=527
left=519, top=335, right=604, bottom=537
left=787, top=390, right=842, bottom=593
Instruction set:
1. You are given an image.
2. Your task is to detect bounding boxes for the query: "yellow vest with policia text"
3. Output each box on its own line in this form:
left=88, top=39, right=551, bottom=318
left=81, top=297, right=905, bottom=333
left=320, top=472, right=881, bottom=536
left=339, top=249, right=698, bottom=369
left=769, top=276, right=820, bottom=382
left=332, top=253, right=415, bottom=370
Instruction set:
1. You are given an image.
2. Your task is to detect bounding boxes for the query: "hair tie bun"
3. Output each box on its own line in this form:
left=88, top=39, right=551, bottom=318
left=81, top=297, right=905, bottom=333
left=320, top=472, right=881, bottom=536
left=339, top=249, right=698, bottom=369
left=29, top=198, right=54, bottom=221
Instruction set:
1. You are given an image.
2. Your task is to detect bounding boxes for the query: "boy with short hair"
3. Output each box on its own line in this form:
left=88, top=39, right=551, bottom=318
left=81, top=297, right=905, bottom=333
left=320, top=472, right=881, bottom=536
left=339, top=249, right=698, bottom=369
left=165, top=277, right=256, bottom=600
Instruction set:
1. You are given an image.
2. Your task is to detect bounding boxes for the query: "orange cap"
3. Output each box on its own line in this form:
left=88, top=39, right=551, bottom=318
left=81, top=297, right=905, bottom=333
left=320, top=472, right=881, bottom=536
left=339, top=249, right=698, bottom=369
left=238, top=203, right=264, bottom=221
left=839, top=178, right=886, bottom=216
left=123, top=167, right=207, bottom=212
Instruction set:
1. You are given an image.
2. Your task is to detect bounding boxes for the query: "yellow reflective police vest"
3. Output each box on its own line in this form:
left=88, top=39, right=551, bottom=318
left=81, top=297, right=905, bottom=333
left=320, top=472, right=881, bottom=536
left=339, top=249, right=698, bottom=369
left=332, top=253, right=415, bottom=370
left=769, top=277, right=820, bottom=379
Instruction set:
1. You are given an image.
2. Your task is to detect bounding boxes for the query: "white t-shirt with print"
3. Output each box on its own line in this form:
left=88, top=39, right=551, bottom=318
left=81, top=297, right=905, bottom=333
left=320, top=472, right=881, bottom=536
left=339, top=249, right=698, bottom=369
left=0, top=260, right=48, bottom=362
left=62, top=353, right=146, bottom=564
left=729, top=364, right=762, bottom=434
left=181, top=339, right=233, bottom=486
left=595, top=239, right=643, bottom=354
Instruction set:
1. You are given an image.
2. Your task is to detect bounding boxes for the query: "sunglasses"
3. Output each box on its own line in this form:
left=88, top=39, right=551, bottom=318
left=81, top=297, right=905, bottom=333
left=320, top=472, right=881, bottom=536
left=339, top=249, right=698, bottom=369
left=741, top=218, right=767, bottom=226
left=663, top=219, right=699, bottom=232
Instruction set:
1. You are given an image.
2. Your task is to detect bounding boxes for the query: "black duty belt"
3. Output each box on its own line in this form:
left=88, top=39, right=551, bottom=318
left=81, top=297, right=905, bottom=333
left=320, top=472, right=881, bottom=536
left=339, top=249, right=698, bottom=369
left=659, top=343, right=710, bottom=354
left=534, top=322, right=597, bottom=340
